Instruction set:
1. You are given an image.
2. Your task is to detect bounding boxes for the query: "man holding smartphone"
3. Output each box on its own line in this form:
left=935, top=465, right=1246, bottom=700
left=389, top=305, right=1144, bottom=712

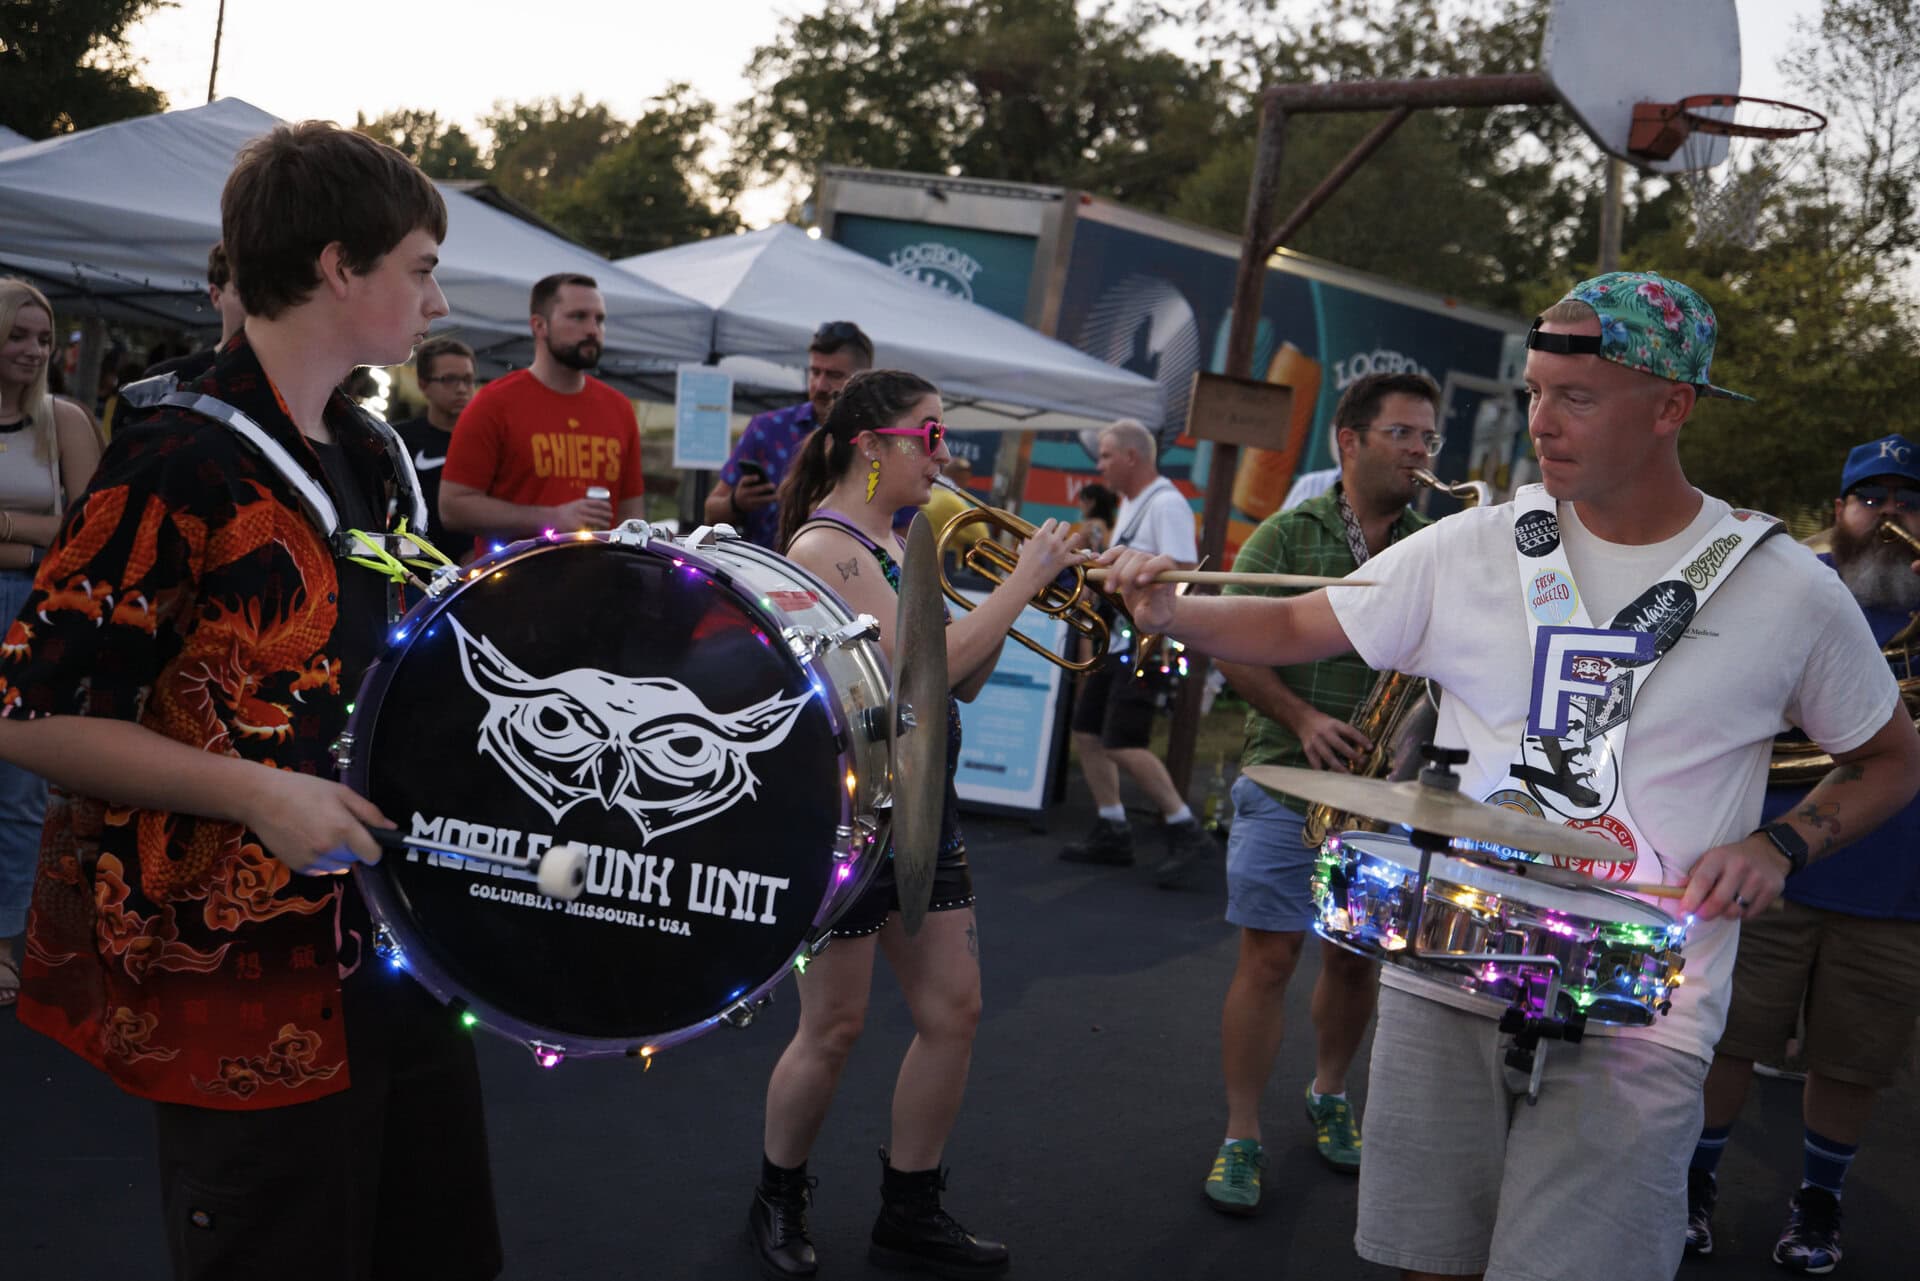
left=705, top=321, right=873, bottom=549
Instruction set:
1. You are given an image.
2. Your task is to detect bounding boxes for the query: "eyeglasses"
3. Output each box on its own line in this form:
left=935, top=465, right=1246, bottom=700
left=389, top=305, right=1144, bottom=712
left=424, top=374, right=475, bottom=388
left=872, top=418, right=946, bottom=453
left=1848, top=484, right=1920, bottom=513
left=1364, top=423, right=1444, bottom=454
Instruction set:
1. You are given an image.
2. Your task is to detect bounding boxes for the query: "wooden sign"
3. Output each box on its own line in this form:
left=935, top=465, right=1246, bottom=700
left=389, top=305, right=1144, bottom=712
left=1184, top=371, right=1294, bottom=449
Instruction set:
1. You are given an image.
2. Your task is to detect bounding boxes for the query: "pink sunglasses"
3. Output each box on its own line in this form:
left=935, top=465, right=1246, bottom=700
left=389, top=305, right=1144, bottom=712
left=871, top=418, right=947, bottom=453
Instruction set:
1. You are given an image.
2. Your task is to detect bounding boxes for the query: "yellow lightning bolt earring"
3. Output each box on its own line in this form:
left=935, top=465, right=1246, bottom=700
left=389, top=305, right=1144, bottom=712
left=865, top=454, right=882, bottom=504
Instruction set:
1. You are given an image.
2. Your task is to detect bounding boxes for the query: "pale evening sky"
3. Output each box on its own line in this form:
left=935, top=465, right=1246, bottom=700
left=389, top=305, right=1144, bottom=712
left=122, top=0, right=1824, bottom=226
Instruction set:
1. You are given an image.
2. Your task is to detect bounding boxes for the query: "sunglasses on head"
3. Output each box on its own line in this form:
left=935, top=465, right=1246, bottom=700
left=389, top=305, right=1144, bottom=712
left=1848, top=484, right=1920, bottom=513
left=871, top=418, right=946, bottom=453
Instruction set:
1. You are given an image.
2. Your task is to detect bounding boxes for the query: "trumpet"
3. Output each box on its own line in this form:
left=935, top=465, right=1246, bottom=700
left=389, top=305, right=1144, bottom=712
left=920, top=475, right=1137, bottom=673
left=918, top=476, right=1386, bottom=674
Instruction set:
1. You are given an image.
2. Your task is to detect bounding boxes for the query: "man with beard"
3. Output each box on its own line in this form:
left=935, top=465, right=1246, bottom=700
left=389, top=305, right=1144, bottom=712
left=1686, top=433, right=1920, bottom=1276
left=703, top=321, right=872, bottom=548
left=441, top=273, right=645, bottom=549
left=1198, top=372, right=1438, bottom=1214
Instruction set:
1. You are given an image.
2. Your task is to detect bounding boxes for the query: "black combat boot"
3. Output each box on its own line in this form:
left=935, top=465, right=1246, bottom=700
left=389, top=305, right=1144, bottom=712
left=1059, top=816, right=1133, bottom=865
left=868, top=1148, right=1009, bottom=1278
left=746, top=1157, right=818, bottom=1278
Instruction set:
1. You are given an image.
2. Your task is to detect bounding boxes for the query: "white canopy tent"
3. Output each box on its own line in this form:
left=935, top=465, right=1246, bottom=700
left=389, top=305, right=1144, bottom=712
left=0, top=98, right=713, bottom=367
left=618, top=225, right=1161, bottom=429
left=0, top=125, right=31, bottom=153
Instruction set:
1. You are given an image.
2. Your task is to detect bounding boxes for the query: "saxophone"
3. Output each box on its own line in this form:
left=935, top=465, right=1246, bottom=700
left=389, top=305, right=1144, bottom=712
left=1768, top=516, right=1920, bottom=785
left=1300, top=470, right=1486, bottom=846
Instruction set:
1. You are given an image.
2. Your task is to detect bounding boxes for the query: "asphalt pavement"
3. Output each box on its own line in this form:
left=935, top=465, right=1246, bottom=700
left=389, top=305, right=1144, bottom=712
left=4, top=786, right=1915, bottom=1280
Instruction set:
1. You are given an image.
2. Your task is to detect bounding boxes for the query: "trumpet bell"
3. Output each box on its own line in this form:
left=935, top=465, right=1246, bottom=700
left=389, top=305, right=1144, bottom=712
left=922, top=475, right=1122, bottom=673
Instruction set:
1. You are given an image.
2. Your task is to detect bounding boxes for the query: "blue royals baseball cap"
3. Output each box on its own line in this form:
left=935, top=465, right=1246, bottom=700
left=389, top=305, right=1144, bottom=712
left=1840, top=434, right=1920, bottom=494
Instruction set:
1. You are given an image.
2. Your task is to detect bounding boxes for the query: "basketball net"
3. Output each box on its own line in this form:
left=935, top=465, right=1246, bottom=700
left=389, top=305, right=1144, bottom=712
left=1670, top=96, right=1827, bottom=248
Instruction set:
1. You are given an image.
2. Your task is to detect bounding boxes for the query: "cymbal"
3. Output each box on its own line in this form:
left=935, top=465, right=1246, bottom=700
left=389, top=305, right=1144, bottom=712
left=1241, top=765, right=1634, bottom=865
left=889, top=513, right=950, bottom=935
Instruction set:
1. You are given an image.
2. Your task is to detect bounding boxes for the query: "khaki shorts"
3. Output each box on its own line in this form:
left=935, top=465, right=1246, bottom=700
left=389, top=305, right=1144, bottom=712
left=1355, top=986, right=1706, bottom=1281
left=1715, top=899, right=1920, bottom=1088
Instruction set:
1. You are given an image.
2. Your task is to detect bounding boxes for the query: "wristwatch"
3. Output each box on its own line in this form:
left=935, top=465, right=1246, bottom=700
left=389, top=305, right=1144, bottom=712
left=1755, top=821, right=1809, bottom=877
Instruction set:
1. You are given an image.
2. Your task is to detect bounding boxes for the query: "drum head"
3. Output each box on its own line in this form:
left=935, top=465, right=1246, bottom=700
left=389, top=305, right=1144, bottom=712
left=349, top=539, right=845, bottom=1052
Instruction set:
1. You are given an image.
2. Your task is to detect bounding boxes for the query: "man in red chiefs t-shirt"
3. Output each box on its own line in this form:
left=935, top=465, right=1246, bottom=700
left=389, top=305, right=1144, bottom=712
left=441, top=272, right=646, bottom=546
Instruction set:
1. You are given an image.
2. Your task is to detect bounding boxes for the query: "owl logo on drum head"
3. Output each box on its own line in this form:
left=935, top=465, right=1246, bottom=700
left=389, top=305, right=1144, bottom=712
left=450, top=618, right=813, bottom=844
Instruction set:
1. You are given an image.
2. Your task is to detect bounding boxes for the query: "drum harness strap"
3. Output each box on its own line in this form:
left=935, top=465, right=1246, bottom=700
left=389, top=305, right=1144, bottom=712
left=155, top=391, right=459, bottom=611
left=1487, top=485, right=1786, bottom=878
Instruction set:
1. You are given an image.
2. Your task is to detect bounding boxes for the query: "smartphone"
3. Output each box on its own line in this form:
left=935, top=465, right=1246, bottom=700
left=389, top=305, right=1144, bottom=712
left=736, top=460, right=768, bottom=484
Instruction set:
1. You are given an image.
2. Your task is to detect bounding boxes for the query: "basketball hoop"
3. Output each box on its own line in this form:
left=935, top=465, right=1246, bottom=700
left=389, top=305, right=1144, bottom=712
left=1629, top=94, right=1827, bottom=247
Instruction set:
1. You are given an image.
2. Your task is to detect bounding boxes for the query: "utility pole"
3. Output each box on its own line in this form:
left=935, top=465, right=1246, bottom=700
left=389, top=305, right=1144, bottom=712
left=207, top=0, right=228, bottom=104
left=1598, top=158, right=1625, bottom=271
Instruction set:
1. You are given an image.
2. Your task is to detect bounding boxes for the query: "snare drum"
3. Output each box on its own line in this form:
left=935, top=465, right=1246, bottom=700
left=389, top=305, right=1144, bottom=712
left=1313, top=831, right=1686, bottom=1027
left=339, top=523, right=891, bottom=1064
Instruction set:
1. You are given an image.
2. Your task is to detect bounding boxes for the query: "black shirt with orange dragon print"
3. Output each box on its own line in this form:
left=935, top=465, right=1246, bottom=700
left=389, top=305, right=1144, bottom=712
left=0, top=334, right=412, bottom=1110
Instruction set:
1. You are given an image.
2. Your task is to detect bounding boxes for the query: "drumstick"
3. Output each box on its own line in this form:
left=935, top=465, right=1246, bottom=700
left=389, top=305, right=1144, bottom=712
left=1083, top=567, right=1375, bottom=589
left=1620, top=881, right=1784, bottom=912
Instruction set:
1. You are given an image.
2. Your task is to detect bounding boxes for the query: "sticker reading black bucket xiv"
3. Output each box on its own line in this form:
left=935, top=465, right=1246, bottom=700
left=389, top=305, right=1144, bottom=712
left=1515, top=509, right=1560, bottom=558
left=349, top=540, right=842, bottom=1044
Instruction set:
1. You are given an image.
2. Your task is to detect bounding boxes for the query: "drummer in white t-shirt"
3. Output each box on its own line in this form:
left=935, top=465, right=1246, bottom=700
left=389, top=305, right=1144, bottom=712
left=1100, top=271, right=1920, bottom=1281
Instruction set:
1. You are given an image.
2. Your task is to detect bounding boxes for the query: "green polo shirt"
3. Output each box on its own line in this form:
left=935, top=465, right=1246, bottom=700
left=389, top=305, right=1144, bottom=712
left=1224, top=484, right=1432, bottom=813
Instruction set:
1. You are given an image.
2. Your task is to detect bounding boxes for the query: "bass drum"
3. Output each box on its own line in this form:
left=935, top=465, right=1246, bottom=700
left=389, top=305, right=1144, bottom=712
left=341, top=523, right=891, bottom=1063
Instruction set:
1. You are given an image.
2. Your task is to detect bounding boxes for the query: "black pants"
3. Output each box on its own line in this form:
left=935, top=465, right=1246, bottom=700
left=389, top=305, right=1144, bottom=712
left=1069, top=654, right=1162, bottom=749
left=154, top=964, right=501, bottom=1281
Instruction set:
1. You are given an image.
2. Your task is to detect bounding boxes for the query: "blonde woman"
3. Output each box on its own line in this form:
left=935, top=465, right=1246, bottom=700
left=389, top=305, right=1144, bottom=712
left=0, top=279, right=102, bottom=1006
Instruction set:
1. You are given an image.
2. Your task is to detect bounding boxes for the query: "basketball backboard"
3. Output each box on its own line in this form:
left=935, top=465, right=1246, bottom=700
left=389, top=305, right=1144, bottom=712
left=1542, top=0, right=1741, bottom=173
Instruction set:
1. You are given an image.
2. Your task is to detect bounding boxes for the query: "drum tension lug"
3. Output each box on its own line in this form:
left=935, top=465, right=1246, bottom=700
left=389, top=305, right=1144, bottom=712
left=608, top=519, right=654, bottom=546
left=859, top=705, right=917, bottom=742
left=722, top=994, right=774, bottom=1028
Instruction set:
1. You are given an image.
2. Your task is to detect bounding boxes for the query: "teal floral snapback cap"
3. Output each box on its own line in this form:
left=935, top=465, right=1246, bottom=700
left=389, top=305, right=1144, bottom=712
left=1527, top=270, right=1750, bottom=402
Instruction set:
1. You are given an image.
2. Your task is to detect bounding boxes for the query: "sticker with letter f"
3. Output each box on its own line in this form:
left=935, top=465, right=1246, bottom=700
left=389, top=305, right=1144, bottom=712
left=1528, top=626, right=1656, bottom=738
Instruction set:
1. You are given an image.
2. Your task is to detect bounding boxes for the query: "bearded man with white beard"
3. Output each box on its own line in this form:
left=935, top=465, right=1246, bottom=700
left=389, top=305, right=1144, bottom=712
left=1686, top=433, right=1920, bottom=1275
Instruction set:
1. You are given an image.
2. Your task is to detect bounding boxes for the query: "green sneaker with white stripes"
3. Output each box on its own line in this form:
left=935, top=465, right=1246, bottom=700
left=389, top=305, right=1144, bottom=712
left=1305, top=1085, right=1362, bottom=1172
left=1203, top=1139, right=1266, bottom=1215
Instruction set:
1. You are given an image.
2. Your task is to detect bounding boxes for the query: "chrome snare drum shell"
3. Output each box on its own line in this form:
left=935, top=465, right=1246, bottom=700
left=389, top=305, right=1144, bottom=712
left=1313, top=830, right=1686, bottom=1027
left=343, top=525, right=891, bottom=1065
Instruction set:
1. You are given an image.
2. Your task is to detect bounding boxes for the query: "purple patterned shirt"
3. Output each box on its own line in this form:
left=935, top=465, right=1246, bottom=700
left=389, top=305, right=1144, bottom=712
left=720, top=401, right=818, bottom=548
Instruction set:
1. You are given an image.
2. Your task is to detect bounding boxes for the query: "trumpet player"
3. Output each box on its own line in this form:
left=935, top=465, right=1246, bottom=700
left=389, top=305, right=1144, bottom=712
left=1688, top=434, right=1920, bottom=1274
left=1101, top=272, right=1920, bottom=1281
left=1199, top=372, right=1441, bottom=1214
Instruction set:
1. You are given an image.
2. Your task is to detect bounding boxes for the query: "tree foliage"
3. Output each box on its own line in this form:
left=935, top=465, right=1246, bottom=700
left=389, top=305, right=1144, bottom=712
left=542, top=86, right=742, bottom=258
left=1782, top=0, right=1920, bottom=255
left=353, top=109, right=485, bottom=180
left=734, top=0, right=1233, bottom=209
left=0, top=0, right=168, bottom=138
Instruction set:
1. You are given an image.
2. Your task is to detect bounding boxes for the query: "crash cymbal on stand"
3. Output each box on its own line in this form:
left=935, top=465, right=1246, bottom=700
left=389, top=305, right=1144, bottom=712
left=889, top=513, right=949, bottom=935
left=1242, top=765, right=1635, bottom=865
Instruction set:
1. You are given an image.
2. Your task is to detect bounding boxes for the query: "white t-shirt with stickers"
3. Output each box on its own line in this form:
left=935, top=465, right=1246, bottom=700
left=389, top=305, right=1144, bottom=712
left=1113, top=476, right=1198, bottom=562
left=1327, top=493, right=1899, bottom=1063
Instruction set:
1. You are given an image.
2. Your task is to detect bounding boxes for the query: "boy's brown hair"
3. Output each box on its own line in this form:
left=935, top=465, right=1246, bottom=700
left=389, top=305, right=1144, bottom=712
left=221, top=121, right=447, bottom=320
